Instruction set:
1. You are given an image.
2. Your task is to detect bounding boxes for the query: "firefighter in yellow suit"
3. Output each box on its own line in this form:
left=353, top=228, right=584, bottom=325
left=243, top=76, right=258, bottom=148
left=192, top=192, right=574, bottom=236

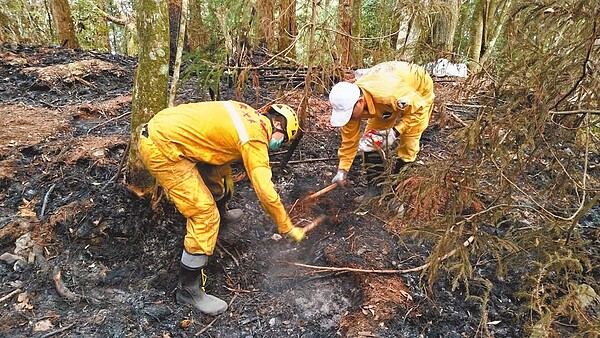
left=328, top=61, right=435, bottom=202
left=137, top=101, right=304, bottom=316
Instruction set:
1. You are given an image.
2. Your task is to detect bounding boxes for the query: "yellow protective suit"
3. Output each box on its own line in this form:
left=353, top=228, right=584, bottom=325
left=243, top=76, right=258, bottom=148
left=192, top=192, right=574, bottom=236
left=337, top=62, right=435, bottom=170
left=137, top=101, right=293, bottom=255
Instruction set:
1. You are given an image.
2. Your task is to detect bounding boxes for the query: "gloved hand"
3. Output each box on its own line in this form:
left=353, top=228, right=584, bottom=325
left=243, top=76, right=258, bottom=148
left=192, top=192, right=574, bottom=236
left=285, top=226, right=305, bottom=242
left=358, top=129, right=381, bottom=152
left=331, top=169, right=348, bottom=187
left=374, top=129, right=397, bottom=147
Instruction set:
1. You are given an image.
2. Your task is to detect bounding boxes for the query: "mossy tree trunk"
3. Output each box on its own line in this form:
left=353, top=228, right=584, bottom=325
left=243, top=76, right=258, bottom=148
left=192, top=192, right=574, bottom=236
left=49, top=0, right=80, bottom=49
left=127, top=0, right=170, bottom=193
left=187, top=0, right=207, bottom=50
left=467, top=0, right=485, bottom=72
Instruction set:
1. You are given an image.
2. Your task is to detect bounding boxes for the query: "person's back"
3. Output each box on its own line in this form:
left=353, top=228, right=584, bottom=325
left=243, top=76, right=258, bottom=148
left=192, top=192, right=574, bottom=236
left=358, top=61, right=434, bottom=101
left=148, top=101, right=269, bottom=165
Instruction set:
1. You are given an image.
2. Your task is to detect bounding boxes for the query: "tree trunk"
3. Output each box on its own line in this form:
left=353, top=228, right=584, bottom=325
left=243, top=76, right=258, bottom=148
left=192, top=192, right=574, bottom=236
left=96, top=0, right=111, bottom=51
left=432, top=0, right=460, bottom=59
left=336, top=0, right=354, bottom=68
left=127, top=0, right=170, bottom=191
left=49, top=0, right=80, bottom=49
left=479, top=0, right=512, bottom=67
left=277, top=0, right=296, bottom=58
left=467, top=0, right=485, bottom=72
left=395, top=4, right=418, bottom=60
left=187, top=0, right=206, bottom=50
left=256, top=0, right=275, bottom=49
left=169, top=0, right=189, bottom=107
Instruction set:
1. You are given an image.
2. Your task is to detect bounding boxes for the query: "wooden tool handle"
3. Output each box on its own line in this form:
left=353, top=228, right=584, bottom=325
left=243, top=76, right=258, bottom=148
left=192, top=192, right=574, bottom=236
left=304, top=183, right=338, bottom=201
left=302, top=215, right=326, bottom=234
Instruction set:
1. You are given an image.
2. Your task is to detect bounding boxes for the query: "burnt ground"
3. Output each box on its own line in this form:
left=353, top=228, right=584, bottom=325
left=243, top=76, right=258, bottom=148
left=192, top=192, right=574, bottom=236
left=0, top=44, right=572, bottom=337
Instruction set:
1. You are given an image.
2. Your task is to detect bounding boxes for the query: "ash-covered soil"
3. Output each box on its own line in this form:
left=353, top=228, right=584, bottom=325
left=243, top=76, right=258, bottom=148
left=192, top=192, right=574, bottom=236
left=0, top=44, right=528, bottom=337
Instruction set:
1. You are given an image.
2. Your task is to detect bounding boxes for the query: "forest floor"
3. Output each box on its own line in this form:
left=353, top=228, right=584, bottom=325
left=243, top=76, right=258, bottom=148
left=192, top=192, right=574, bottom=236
left=0, top=44, right=584, bottom=338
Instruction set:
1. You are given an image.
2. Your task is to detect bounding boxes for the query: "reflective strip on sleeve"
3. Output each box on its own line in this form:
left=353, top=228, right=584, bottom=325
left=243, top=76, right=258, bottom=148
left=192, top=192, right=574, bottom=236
left=181, top=249, right=208, bottom=269
left=223, top=101, right=249, bottom=144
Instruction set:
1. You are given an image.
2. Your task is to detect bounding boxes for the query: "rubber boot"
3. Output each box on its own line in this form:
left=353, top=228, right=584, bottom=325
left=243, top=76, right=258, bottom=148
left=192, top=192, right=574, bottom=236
left=216, top=198, right=243, bottom=223
left=393, top=159, right=408, bottom=174
left=176, top=263, right=228, bottom=316
left=354, top=151, right=385, bottom=203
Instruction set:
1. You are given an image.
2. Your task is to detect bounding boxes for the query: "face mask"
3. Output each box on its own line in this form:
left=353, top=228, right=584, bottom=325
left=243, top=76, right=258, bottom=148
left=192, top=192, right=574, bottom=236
left=269, top=137, right=284, bottom=151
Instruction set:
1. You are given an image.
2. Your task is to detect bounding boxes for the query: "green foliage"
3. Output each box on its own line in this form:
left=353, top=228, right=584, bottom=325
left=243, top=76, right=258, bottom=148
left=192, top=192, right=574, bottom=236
left=71, top=0, right=110, bottom=52
left=376, top=1, right=599, bottom=336
left=181, top=49, right=226, bottom=101
left=0, top=0, right=50, bottom=44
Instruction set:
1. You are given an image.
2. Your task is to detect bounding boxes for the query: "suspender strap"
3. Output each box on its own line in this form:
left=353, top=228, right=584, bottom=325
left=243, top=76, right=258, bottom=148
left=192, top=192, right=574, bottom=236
left=223, top=101, right=249, bottom=144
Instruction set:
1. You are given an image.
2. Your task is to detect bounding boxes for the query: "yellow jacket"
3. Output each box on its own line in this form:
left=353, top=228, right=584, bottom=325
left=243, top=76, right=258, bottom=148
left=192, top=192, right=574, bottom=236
left=337, top=62, right=434, bottom=171
left=148, top=101, right=293, bottom=233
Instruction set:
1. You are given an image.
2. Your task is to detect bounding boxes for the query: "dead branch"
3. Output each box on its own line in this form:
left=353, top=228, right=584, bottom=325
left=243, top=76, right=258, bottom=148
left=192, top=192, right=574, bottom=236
left=40, top=183, right=56, bottom=218
left=549, top=109, right=600, bottom=115
left=216, top=242, right=239, bottom=267
left=39, top=324, right=74, bottom=338
left=87, top=111, right=131, bottom=134
left=52, top=266, right=81, bottom=301
left=270, top=157, right=337, bottom=165
left=0, top=288, right=22, bottom=303
left=286, top=236, right=475, bottom=274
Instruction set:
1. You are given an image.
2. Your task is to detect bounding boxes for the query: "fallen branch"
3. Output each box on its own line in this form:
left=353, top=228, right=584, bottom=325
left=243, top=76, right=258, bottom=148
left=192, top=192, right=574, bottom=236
left=270, top=157, right=337, bottom=165
left=52, top=266, right=81, bottom=301
left=39, top=324, right=74, bottom=338
left=216, top=242, right=239, bottom=267
left=448, top=111, right=468, bottom=127
left=0, top=288, right=21, bottom=303
left=40, top=183, right=56, bottom=218
left=286, top=235, right=475, bottom=274
left=87, top=111, right=131, bottom=134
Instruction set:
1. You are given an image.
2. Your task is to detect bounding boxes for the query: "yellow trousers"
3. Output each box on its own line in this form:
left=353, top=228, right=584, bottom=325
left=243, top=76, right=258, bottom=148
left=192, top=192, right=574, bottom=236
left=138, top=130, right=227, bottom=256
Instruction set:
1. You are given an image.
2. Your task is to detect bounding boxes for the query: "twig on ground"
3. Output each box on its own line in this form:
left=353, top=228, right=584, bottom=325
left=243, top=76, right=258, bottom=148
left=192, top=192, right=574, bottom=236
left=286, top=236, right=475, bottom=274
left=448, top=111, right=468, bottom=127
left=270, top=157, right=337, bottom=165
left=52, top=266, right=81, bottom=301
left=0, top=288, right=22, bottom=303
left=216, top=243, right=239, bottom=267
left=195, top=293, right=238, bottom=336
left=101, top=139, right=131, bottom=190
left=87, top=111, right=131, bottom=134
left=40, top=183, right=56, bottom=218
left=224, top=286, right=257, bottom=293
left=39, top=323, right=74, bottom=338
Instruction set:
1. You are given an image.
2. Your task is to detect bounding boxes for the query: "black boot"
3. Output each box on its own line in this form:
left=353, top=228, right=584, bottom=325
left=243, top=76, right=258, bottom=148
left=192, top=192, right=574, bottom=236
left=216, top=198, right=243, bottom=223
left=393, top=159, right=408, bottom=174
left=176, top=261, right=228, bottom=315
left=354, top=151, right=385, bottom=203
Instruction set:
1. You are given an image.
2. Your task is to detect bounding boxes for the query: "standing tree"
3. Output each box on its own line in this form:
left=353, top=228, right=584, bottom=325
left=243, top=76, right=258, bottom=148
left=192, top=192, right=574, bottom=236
left=127, top=0, right=170, bottom=192
left=431, top=0, right=460, bottom=59
left=277, top=0, right=296, bottom=58
left=49, top=0, right=80, bottom=49
left=336, top=0, right=355, bottom=68
left=187, top=0, right=207, bottom=50
left=256, top=0, right=275, bottom=49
